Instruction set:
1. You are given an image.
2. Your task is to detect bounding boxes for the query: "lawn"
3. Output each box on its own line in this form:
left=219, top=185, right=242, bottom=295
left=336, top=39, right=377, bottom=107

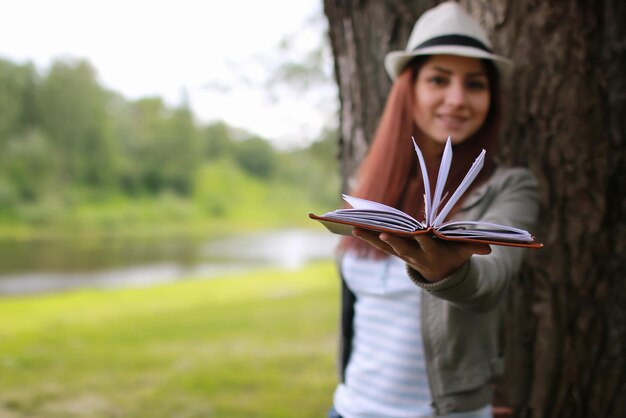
left=0, top=261, right=340, bottom=418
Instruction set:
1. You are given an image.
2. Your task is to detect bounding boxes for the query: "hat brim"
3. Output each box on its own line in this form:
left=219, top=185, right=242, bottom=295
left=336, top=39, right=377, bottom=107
left=384, top=45, right=513, bottom=81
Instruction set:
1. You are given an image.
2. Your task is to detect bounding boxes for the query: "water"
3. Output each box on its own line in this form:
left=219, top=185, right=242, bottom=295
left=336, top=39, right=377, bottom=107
left=0, top=229, right=339, bottom=296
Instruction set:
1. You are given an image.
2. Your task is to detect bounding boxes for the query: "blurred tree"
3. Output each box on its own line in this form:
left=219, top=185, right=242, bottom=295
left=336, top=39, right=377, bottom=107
left=0, top=129, right=60, bottom=202
left=35, top=59, right=118, bottom=188
left=107, top=93, right=142, bottom=194
left=307, top=126, right=340, bottom=172
left=0, top=50, right=340, bottom=216
left=274, top=127, right=341, bottom=208
left=129, top=97, right=200, bottom=195
left=201, top=121, right=234, bottom=160
left=267, top=42, right=331, bottom=92
left=0, top=59, right=37, bottom=143
left=233, top=136, right=276, bottom=179
left=323, top=1, right=625, bottom=417
left=166, top=105, right=201, bottom=194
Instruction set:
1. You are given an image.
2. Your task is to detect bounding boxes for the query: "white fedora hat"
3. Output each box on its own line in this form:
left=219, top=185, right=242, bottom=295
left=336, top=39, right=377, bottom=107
left=384, top=1, right=513, bottom=80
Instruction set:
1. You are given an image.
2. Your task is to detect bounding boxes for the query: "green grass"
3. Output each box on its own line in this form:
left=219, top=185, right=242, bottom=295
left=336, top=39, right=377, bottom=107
left=0, top=261, right=340, bottom=418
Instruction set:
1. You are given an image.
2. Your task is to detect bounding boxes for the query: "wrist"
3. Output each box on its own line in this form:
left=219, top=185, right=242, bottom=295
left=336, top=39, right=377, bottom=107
left=407, top=260, right=467, bottom=282
left=406, top=260, right=470, bottom=290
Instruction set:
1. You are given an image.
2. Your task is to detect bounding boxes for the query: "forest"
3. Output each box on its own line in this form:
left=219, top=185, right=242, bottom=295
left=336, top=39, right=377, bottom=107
left=0, top=57, right=340, bottom=238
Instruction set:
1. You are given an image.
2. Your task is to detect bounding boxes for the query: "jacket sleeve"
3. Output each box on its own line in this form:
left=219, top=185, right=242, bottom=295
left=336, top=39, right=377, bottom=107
left=407, top=168, right=540, bottom=313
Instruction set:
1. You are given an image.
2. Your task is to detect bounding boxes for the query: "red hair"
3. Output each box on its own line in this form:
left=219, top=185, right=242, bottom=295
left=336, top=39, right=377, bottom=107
left=340, top=57, right=502, bottom=257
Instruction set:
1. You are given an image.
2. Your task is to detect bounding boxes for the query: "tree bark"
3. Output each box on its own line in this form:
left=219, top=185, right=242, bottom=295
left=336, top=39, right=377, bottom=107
left=324, top=0, right=439, bottom=191
left=323, top=1, right=626, bottom=417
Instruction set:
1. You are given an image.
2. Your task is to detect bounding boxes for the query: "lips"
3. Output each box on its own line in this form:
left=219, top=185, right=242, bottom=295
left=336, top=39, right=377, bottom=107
left=437, top=114, right=468, bottom=131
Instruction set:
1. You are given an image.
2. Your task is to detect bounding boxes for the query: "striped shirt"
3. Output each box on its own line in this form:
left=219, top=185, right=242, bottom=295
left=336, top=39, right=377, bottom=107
left=333, top=252, right=432, bottom=418
left=333, top=252, right=493, bottom=418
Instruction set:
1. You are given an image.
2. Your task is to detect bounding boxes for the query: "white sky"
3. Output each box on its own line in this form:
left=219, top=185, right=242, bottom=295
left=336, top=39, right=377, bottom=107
left=0, top=0, right=337, bottom=148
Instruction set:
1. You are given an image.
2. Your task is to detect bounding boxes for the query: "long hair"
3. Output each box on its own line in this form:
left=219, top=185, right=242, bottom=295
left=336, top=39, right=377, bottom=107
left=340, top=56, right=502, bottom=257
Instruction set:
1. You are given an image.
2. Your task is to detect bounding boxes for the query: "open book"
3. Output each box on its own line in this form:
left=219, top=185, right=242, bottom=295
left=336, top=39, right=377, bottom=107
left=309, top=137, right=542, bottom=248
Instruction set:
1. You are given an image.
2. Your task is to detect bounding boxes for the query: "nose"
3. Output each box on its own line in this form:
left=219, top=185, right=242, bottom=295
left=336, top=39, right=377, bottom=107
left=445, top=81, right=466, bottom=107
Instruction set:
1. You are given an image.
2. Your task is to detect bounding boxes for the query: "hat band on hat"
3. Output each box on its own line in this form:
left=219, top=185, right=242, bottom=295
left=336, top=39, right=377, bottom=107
left=414, top=34, right=493, bottom=53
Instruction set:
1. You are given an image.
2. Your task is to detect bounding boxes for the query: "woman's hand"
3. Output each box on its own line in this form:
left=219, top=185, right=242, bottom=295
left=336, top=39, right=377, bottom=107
left=352, top=228, right=492, bottom=282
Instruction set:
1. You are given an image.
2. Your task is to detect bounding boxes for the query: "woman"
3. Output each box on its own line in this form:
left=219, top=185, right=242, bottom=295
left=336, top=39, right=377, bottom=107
left=328, top=2, right=539, bottom=418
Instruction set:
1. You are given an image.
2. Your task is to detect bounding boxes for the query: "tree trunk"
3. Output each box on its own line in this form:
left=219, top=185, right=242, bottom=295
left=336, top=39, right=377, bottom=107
left=323, top=1, right=626, bottom=417
left=323, top=0, right=439, bottom=191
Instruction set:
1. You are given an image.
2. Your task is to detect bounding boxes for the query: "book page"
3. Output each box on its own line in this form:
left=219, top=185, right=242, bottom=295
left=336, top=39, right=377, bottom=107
left=412, top=137, right=432, bottom=226
left=323, top=210, right=421, bottom=232
left=432, top=149, right=485, bottom=227
left=341, top=194, right=411, bottom=217
left=431, top=137, right=452, bottom=227
left=437, top=220, right=534, bottom=242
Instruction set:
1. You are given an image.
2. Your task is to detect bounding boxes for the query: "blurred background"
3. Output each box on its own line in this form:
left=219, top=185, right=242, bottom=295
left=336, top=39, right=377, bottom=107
left=0, top=0, right=341, bottom=294
left=2, top=1, right=624, bottom=417
left=0, top=1, right=341, bottom=417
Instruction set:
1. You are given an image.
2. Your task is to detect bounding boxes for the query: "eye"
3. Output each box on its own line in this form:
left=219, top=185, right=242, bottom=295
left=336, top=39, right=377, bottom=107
left=428, top=75, right=448, bottom=86
left=466, top=79, right=488, bottom=91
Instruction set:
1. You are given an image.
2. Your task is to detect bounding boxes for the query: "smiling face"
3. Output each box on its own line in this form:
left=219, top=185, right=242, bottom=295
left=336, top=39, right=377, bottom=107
left=412, top=55, right=491, bottom=146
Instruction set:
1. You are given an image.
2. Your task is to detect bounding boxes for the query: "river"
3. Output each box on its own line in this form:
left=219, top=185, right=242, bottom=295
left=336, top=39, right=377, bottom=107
left=0, top=229, right=338, bottom=296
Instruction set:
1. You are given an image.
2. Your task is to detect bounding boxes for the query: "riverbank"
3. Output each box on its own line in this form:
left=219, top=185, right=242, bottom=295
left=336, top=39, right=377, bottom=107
left=0, top=260, right=339, bottom=418
left=0, top=228, right=338, bottom=296
left=0, top=191, right=329, bottom=242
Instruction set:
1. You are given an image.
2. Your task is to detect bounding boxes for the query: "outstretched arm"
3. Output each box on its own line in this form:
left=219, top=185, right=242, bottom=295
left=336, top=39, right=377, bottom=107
left=352, top=168, right=540, bottom=312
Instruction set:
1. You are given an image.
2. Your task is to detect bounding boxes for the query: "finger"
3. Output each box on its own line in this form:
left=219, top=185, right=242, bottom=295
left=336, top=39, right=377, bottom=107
left=412, top=235, right=440, bottom=255
left=353, top=229, right=396, bottom=254
left=379, top=233, right=422, bottom=259
left=414, top=235, right=491, bottom=256
left=460, top=242, right=492, bottom=255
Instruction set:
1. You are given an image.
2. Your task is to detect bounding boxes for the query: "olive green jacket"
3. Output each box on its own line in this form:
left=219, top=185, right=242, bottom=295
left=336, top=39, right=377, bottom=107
left=337, top=166, right=540, bottom=416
